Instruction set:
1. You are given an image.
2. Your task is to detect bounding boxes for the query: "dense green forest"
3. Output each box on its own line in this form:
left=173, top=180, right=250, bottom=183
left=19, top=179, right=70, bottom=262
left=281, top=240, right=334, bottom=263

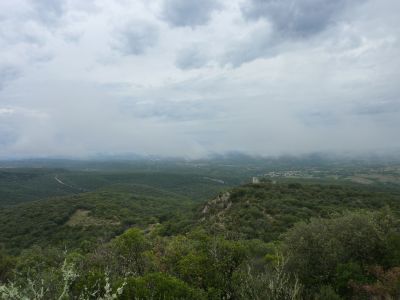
left=1, top=160, right=400, bottom=299
left=0, top=168, right=233, bottom=207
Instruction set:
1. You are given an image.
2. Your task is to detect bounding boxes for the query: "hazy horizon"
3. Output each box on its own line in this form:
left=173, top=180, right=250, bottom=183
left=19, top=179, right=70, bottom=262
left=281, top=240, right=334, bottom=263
left=1, top=150, right=400, bottom=163
left=1, top=0, right=400, bottom=158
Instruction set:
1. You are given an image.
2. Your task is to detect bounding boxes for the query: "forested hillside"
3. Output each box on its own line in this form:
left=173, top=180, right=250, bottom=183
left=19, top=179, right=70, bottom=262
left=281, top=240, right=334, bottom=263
left=0, top=169, right=77, bottom=206
left=199, top=182, right=400, bottom=241
left=0, top=184, right=195, bottom=253
left=0, top=168, right=233, bottom=207
left=1, top=179, right=400, bottom=299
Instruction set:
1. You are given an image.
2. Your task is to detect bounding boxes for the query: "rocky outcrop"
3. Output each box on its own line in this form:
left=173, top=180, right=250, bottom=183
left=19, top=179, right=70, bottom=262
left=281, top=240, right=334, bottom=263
left=202, top=192, right=231, bottom=215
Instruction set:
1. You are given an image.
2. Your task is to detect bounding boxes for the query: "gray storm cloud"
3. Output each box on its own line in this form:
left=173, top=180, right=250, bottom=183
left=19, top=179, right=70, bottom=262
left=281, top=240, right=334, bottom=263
left=113, top=21, right=159, bottom=56
left=0, top=65, right=20, bottom=90
left=32, top=0, right=66, bottom=25
left=241, top=0, right=355, bottom=38
left=0, top=0, right=399, bottom=158
left=175, top=45, right=209, bottom=70
left=161, top=0, right=221, bottom=28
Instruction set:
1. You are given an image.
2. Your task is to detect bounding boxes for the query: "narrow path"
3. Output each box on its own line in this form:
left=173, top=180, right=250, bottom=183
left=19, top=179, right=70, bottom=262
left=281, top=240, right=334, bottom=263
left=203, top=177, right=225, bottom=184
left=55, top=175, right=87, bottom=192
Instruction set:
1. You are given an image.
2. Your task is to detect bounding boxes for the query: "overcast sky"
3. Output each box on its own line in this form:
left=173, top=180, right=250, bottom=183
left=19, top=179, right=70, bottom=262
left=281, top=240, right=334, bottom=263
left=0, top=0, right=399, bottom=158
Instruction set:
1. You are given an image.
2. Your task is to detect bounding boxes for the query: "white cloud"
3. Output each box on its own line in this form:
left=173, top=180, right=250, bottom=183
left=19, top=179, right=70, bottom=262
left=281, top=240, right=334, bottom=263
left=0, top=108, right=15, bottom=115
left=0, top=0, right=399, bottom=158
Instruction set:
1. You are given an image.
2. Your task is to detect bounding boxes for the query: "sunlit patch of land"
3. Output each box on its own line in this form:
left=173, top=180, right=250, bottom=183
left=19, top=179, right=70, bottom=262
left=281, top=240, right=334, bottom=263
left=66, top=209, right=120, bottom=227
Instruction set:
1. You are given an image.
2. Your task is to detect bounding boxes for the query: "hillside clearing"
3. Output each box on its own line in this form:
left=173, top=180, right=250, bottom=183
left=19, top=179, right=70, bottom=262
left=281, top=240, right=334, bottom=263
left=66, top=209, right=120, bottom=227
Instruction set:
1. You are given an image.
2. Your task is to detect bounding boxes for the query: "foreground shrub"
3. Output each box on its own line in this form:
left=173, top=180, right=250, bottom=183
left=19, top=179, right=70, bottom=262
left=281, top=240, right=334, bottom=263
left=233, top=255, right=302, bottom=300
left=119, top=272, right=206, bottom=300
left=283, top=210, right=400, bottom=297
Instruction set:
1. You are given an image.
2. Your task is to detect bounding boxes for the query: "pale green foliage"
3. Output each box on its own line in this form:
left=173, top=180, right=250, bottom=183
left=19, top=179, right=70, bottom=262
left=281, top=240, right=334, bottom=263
left=0, top=277, right=47, bottom=299
left=0, top=259, right=126, bottom=300
left=0, top=282, right=30, bottom=300
left=98, top=275, right=126, bottom=300
left=58, top=258, right=79, bottom=299
left=234, top=255, right=302, bottom=300
left=0, top=258, right=76, bottom=300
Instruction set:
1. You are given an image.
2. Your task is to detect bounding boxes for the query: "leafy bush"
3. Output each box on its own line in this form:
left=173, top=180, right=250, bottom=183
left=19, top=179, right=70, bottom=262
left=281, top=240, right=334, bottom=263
left=283, top=210, right=400, bottom=297
left=119, top=273, right=205, bottom=300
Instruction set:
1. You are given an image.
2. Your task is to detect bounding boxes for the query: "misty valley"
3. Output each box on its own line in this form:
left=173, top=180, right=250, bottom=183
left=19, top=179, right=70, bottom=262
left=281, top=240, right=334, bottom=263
left=1, top=156, right=400, bottom=299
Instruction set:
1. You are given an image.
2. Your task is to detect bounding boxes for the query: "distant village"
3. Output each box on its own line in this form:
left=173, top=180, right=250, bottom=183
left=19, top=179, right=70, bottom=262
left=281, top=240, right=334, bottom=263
left=252, top=170, right=322, bottom=184
left=264, top=170, right=315, bottom=178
